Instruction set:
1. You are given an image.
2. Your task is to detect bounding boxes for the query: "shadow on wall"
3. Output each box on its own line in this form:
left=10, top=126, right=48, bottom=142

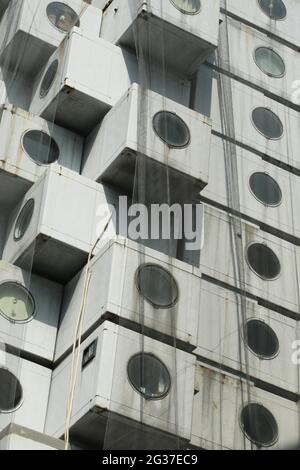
left=0, top=208, right=9, bottom=258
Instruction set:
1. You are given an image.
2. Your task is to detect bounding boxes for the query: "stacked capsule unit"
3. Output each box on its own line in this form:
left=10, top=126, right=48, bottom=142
left=0, top=0, right=299, bottom=452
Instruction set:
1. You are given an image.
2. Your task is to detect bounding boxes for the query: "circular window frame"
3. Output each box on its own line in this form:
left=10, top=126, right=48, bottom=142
left=39, top=59, right=59, bottom=99
left=169, top=0, right=202, bottom=15
left=257, top=0, right=287, bottom=21
left=0, top=367, right=24, bottom=414
left=21, top=129, right=60, bottom=167
left=251, top=106, right=284, bottom=141
left=46, top=2, right=80, bottom=33
left=135, top=263, right=179, bottom=309
left=248, top=171, right=283, bottom=207
left=127, top=352, right=172, bottom=401
left=239, top=402, right=279, bottom=448
left=242, top=318, right=280, bottom=361
left=246, top=242, right=281, bottom=281
left=14, top=199, right=35, bottom=242
left=152, top=111, right=191, bottom=149
left=0, top=280, right=36, bottom=324
left=253, top=46, right=286, bottom=78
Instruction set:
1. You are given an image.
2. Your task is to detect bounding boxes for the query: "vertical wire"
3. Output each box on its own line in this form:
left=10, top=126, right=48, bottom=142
left=131, top=0, right=181, bottom=448
left=102, top=0, right=182, bottom=449
left=218, top=0, right=254, bottom=449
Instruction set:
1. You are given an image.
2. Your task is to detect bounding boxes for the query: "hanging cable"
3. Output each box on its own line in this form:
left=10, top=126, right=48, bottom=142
left=64, top=213, right=113, bottom=450
left=217, top=0, right=254, bottom=449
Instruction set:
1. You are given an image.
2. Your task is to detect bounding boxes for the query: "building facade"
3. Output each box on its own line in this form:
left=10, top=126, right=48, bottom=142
left=0, top=0, right=299, bottom=450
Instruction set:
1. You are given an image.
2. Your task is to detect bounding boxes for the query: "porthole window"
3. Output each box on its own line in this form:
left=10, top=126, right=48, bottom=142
left=244, top=319, right=279, bottom=359
left=240, top=403, right=279, bottom=447
left=127, top=353, right=171, bottom=400
left=0, top=282, right=35, bottom=323
left=254, top=47, right=285, bottom=78
left=39, top=60, right=58, bottom=99
left=23, top=130, right=60, bottom=165
left=46, top=2, right=80, bottom=33
left=249, top=172, right=282, bottom=207
left=153, top=111, right=191, bottom=148
left=252, top=107, right=283, bottom=140
left=14, top=199, right=34, bottom=241
left=0, top=368, right=23, bottom=412
left=135, top=264, right=179, bottom=309
left=247, top=243, right=281, bottom=280
left=258, top=0, right=287, bottom=20
left=170, top=0, right=201, bottom=15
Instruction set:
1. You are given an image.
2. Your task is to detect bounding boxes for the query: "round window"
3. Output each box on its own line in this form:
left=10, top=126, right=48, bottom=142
left=0, top=368, right=23, bottom=412
left=240, top=403, right=279, bottom=447
left=254, top=47, right=285, bottom=77
left=258, top=0, right=287, bottom=20
left=136, top=264, right=179, bottom=309
left=170, top=0, right=201, bottom=14
left=252, top=107, right=283, bottom=140
left=40, top=60, right=59, bottom=99
left=127, top=353, right=171, bottom=400
left=244, top=319, right=279, bottom=359
left=247, top=243, right=281, bottom=280
left=0, top=282, right=35, bottom=323
left=153, top=111, right=191, bottom=148
left=249, top=172, right=282, bottom=206
left=23, top=130, right=60, bottom=165
left=14, top=199, right=34, bottom=241
left=46, top=2, right=80, bottom=32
